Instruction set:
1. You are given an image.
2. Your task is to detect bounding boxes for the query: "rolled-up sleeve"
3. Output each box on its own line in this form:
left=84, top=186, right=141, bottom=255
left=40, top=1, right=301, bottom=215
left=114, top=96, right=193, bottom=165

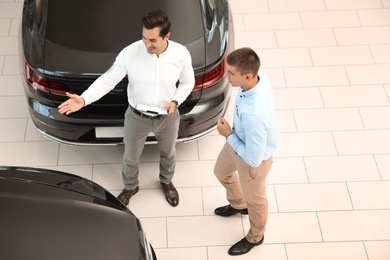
left=172, top=49, right=195, bottom=105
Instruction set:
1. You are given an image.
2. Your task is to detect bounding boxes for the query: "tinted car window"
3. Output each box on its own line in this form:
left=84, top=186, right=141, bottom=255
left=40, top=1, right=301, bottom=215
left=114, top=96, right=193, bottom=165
left=46, top=0, right=204, bottom=53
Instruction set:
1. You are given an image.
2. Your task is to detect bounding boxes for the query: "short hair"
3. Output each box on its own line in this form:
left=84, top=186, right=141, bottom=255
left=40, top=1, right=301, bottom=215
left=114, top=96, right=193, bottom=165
left=226, top=47, right=260, bottom=76
left=141, top=10, right=171, bottom=38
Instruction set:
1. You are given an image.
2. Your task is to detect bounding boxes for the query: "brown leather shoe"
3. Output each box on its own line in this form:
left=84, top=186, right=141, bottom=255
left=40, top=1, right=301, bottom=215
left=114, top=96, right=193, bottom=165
left=117, top=186, right=139, bottom=206
left=160, top=181, right=179, bottom=207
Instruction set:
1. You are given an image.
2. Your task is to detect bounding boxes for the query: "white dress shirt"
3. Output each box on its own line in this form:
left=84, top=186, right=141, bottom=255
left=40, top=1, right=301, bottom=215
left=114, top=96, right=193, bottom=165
left=81, top=40, right=195, bottom=108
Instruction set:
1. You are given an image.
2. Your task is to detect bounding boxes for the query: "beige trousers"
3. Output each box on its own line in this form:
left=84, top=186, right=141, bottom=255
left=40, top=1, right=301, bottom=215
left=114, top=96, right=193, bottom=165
left=214, top=142, right=273, bottom=243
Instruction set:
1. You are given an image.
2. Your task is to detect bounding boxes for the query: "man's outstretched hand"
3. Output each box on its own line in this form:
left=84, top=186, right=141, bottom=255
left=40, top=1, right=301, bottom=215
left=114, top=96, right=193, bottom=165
left=58, top=92, right=85, bottom=115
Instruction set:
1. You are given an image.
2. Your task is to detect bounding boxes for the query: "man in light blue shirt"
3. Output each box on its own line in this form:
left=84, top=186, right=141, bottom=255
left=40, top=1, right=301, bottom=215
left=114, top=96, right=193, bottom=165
left=214, top=47, right=277, bottom=256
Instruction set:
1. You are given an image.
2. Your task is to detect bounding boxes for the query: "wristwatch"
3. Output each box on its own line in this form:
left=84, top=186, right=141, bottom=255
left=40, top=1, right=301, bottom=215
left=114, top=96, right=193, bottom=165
left=171, top=100, right=178, bottom=106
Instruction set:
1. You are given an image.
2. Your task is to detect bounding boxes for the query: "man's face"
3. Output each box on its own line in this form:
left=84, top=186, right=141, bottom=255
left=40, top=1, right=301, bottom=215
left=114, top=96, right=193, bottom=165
left=142, top=27, right=170, bottom=55
left=225, top=65, right=246, bottom=87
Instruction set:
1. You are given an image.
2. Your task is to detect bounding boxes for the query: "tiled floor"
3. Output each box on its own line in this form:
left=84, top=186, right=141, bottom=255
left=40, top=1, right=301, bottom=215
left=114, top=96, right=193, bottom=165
left=1, top=0, right=390, bottom=259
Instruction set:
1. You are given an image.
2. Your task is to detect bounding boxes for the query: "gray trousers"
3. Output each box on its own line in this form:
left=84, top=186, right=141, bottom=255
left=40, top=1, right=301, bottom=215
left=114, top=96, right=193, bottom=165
left=121, top=106, right=180, bottom=189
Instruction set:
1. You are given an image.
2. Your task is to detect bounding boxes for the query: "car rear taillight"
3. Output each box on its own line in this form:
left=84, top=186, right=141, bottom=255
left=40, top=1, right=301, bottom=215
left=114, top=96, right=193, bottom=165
left=193, top=58, right=225, bottom=92
left=24, top=62, right=74, bottom=97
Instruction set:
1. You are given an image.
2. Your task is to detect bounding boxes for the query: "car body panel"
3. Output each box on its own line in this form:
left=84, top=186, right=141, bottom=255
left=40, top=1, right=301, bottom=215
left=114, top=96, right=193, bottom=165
left=20, top=0, right=234, bottom=145
left=0, top=166, right=156, bottom=260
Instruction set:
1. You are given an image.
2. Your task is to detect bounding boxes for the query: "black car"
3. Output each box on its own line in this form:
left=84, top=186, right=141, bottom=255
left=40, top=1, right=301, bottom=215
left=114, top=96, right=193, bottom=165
left=0, top=166, right=157, bottom=260
left=19, top=0, right=234, bottom=145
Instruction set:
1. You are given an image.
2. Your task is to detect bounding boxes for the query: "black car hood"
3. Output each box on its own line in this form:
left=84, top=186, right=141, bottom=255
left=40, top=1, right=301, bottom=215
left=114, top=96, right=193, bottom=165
left=0, top=166, right=145, bottom=260
left=44, top=0, right=206, bottom=76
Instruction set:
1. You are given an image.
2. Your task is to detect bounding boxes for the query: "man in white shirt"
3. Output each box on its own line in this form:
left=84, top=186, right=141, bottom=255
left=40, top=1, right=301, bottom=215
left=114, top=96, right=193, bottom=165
left=58, top=10, right=195, bottom=207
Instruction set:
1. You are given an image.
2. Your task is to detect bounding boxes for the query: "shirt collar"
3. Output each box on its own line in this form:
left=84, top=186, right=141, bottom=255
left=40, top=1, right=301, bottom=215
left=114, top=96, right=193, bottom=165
left=240, top=75, right=260, bottom=97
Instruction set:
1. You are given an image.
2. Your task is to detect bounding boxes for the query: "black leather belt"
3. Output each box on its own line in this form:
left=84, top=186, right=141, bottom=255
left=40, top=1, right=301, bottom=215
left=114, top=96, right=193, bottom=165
left=130, top=105, right=164, bottom=119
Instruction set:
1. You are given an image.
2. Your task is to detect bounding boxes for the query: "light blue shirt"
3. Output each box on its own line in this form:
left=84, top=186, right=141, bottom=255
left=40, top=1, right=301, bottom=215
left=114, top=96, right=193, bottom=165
left=227, top=72, right=278, bottom=167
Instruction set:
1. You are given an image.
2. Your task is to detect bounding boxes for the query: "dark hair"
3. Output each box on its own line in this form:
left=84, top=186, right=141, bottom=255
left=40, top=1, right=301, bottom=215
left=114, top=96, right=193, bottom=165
left=226, top=47, right=261, bottom=76
left=141, top=10, right=171, bottom=38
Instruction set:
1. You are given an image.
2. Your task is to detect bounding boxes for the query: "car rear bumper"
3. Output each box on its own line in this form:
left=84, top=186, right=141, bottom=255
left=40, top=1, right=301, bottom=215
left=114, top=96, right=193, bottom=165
left=27, top=79, right=231, bottom=146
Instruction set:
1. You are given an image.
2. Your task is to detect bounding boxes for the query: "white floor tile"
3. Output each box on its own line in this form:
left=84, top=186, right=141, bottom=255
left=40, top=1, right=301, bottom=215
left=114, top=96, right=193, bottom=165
left=0, top=141, right=58, bottom=166
left=375, top=154, right=390, bottom=180
left=333, top=130, right=390, bottom=155
left=276, top=110, right=297, bottom=133
left=0, top=75, right=24, bottom=95
left=243, top=13, right=302, bottom=31
left=235, top=31, right=276, bottom=49
left=318, top=210, right=390, bottom=241
left=0, top=118, right=27, bottom=142
left=364, top=241, right=390, bottom=260
left=300, top=10, right=360, bottom=29
left=92, top=164, right=123, bottom=190
left=274, top=88, right=324, bottom=110
left=370, top=44, right=390, bottom=64
left=208, top=244, right=288, bottom=260
left=167, top=216, right=244, bottom=247
left=286, top=242, right=368, bottom=260
left=3, top=55, right=19, bottom=74
left=284, top=67, right=349, bottom=87
left=261, top=68, right=287, bottom=88
left=197, top=135, right=225, bottom=160
left=0, top=96, right=29, bottom=118
left=275, top=132, right=337, bottom=157
left=0, top=19, right=11, bottom=36
left=348, top=181, right=390, bottom=209
left=346, top=64, right=390, bottom=85
left=258, top=48, right=312, bottom=68
left=321, top=85, right=389, bottom=108
left=276, top=29, right=336, bottom=48
left=229, top=0, right=269, bottom=14
left=267, top=157, right=308, bottom=184
left=9, top=18, right=18, bottom=36
left=310, top=46, right=374, bottom=66
left=25, top=118, right=49, bottom=142
left=155, top=247, right=208, bottom=260
left=130, top=188, right=204, bottom=218
left=58, top=145, right=123, bottom=165
left=139, top=217, right=168, bottom=249
left=358, top=9, right=390, bottom=26
left=294, top=108, right=364, bottom=131
left=324, top=0, right=383, bottom=10
left=360, top=107, right=390, bottom=129
left=173, top=160, right=220, bottom=187
left=0, top=2, right=23, bottom=18
left=305, top=155, right=381, bottom=182
left=334, top=27, right=390, bottom=45
left=268, top=0, right=325, bottom=12
left=262, top=212, right=323, bottom=243
left=275, top=183, right=353, bottom=212
left=0, top=36, right=18, bottom=55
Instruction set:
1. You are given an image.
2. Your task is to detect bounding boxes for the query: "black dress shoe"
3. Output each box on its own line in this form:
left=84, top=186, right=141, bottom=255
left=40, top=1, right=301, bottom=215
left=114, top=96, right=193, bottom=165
left=214, top=205, right=248, bottom=217
left=161, top=181, right=179, bottom=207
left=228, top=236, right=264, bottom=256
left=117, top=186, right=139, bottom=206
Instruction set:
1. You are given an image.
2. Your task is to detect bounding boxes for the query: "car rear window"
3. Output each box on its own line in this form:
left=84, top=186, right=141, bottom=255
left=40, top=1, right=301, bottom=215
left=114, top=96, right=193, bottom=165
left=46, top=0, right=204, bottom=53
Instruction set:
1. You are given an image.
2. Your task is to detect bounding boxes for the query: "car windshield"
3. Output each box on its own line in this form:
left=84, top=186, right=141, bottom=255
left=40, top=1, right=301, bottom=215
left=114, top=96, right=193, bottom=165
left=46, top=0, right=204, bottom=53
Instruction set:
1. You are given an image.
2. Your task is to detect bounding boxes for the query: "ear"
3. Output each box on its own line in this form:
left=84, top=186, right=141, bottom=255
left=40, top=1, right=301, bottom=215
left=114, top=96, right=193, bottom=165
left=245, top=73, right=253, bottom=80
left=165, top=32, right=171, bottom=41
